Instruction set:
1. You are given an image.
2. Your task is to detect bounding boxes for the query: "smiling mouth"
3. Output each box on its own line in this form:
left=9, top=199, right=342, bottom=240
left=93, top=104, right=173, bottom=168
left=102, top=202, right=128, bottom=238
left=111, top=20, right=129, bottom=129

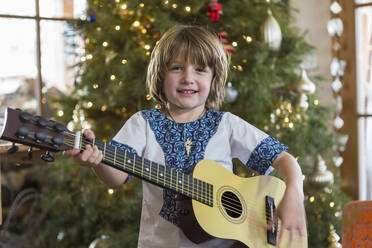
left=177, top=90, right=198, bottom=94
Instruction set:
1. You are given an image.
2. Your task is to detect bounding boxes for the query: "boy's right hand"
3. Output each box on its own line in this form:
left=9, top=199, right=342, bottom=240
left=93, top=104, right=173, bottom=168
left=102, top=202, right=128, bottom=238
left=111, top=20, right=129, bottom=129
left=63, top=129, right=103, bottom=169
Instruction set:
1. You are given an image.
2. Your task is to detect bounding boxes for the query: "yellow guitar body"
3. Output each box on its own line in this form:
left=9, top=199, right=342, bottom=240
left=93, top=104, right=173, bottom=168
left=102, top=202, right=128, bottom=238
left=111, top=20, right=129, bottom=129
left=192, top=159, right=307, bottom=248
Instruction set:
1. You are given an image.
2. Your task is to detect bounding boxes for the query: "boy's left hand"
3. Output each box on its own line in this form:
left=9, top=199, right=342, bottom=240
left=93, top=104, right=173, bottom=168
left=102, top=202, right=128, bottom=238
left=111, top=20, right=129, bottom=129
left=269, top=185, right=307, bottom=247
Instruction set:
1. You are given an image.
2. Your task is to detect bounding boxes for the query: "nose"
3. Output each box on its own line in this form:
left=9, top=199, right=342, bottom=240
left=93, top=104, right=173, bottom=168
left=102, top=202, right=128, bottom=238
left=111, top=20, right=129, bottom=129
left=182, top=67, right=194, bottom=84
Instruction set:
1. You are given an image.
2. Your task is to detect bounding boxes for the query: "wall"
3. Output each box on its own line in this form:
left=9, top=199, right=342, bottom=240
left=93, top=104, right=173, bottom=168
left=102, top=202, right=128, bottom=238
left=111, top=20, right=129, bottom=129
left=290, top=0, right=333, bottom=104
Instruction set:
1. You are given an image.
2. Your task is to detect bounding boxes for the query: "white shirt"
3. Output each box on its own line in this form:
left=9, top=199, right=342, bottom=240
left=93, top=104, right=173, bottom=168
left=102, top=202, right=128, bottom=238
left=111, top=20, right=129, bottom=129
left=111, top=109, right=286, bottom=248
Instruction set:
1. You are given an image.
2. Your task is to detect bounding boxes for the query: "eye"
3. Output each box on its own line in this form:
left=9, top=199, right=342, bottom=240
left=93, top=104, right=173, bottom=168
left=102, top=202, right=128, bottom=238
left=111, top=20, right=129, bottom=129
left=196, top=67, right=206, bottom=72
left=170, top=66, right=182, bottom=71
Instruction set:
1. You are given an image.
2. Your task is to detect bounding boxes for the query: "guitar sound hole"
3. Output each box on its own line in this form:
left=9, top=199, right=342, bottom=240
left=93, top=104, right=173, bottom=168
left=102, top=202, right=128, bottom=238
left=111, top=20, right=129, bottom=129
left=221, top=191, right=242, bottom=218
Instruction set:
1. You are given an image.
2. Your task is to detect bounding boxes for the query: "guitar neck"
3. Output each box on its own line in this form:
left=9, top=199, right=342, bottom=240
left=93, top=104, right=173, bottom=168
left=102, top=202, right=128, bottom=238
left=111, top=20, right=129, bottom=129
left=78, top=135, right=213, bottom=207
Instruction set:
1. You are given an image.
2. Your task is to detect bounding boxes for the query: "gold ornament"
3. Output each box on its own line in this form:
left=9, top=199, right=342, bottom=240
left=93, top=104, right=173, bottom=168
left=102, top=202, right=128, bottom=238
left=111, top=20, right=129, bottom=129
left=308, top=155, right=334, bottom=186
left=328, top=225, right=342, bottom=248
left=299, top=69, right=316, bottom=94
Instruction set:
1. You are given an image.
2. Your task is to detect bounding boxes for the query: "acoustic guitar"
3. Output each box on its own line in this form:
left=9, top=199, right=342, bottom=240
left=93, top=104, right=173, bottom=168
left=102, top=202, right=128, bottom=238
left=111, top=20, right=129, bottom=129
left=0, top=108, right=307, bottom=247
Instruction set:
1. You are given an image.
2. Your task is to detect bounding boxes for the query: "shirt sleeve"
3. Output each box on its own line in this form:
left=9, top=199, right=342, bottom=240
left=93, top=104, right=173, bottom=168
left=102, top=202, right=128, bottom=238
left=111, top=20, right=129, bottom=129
left=109, top=112, right=147, bottom=183
left=227, top=112, right=287, bottom=175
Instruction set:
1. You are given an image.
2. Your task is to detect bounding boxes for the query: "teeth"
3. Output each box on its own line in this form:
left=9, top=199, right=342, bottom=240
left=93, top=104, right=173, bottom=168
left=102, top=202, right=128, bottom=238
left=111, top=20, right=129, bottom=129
left=180, top=90, right=195, bottom=93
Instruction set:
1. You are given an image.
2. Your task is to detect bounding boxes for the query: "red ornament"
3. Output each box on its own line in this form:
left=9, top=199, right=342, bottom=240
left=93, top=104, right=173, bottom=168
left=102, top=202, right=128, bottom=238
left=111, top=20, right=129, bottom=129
left=207, top=0, right=222, bottom=22
left=219, top=32, right=236, bottom=54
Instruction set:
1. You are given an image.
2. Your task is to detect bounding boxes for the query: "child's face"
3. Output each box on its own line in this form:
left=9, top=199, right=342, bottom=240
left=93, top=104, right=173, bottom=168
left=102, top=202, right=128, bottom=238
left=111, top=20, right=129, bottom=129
left=163, top=55, right=213, bottom=112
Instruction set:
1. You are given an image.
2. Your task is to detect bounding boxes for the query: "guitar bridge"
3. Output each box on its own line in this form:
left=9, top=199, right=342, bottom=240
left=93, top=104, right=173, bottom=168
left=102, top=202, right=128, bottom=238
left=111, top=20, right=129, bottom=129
left=265, top=195, right=278, bottom=246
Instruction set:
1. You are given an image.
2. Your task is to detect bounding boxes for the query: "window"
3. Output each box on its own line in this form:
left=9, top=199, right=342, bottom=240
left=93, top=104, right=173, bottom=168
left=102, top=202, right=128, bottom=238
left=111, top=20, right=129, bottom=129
left=339, top=0, right=372, bottom=199
left=0, top=0, right=85, bottom=118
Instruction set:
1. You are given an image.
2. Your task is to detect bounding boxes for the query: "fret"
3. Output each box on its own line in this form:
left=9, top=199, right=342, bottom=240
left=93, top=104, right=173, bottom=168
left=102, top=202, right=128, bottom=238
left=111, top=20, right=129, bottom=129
left=149, top=160, right=152, bottom=181
left=103, top=142, right=107, bottom=159
left=162, top=165, right=166, bottom=187
left=157, top=163, right=159, bottom=184
left=178, top=171, right=182, bottom=194
left=189, top=175, right=193, bottom=198
left=141, top=156, right=144, bottom=178
left=114, top=146, right=117, bottom=165
left=193, top=178, right=197, bottom=202
left=133, top=154, right=136, bottom=173
left=202, top=181, right=206, bottom=204
left=79, top=133, right=83, bottom=150
left=170, top=167, right=173, bottom=191
left=206, top=182, right=210, bottom=205
left=124, top=149, right=127, bottom=170
left=198, top=179, right=202, bottom=202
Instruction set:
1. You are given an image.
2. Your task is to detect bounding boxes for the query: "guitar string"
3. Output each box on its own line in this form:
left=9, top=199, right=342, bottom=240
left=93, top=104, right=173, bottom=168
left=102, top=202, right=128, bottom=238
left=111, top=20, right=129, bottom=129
left=62, top=135, right=281, bottom=217
left=61, top=133, right=280, bottom=217
left=26, top=122, right=286, bottom=224
left=51, top=138, right=283, bottom=233
left=61, top=132, right=212, bottom=200
left=64, top=138, right=280, bottom=218
left=63, top=136, right=213, bottom=205
left=73, top=138, right=275, bottom=215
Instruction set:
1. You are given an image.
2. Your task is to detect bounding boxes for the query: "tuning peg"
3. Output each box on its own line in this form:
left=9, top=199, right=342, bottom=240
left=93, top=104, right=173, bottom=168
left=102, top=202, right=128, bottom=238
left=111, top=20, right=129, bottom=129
left=28, top=146, right=33, bottom=160
left=41, top=151, right=54, bottom=162
left=7, top=143, right=19, bottom=154
left=35, top=131, right=47, bottom=143
left=16, top=126, right=29, bottom=139
left=20, top=111, right=33, bottom=122
left=54, top=123, right=66, bottom=133
left=36, top=117, right=48, bottom=128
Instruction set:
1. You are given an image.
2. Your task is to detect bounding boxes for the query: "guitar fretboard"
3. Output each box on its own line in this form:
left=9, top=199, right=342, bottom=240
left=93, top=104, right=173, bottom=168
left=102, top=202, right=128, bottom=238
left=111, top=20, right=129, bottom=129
left=80, top=137, right=213, bottom=207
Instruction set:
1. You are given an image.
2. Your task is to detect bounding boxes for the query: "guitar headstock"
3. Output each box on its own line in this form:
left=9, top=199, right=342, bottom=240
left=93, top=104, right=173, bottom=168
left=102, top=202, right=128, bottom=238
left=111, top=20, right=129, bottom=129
left=0, top=108, right=74, bottom=153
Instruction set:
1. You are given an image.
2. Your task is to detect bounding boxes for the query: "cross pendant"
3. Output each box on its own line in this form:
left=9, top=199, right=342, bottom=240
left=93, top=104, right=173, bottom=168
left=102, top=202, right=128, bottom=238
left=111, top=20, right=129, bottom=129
left=185, top=139, right=192, bottom=156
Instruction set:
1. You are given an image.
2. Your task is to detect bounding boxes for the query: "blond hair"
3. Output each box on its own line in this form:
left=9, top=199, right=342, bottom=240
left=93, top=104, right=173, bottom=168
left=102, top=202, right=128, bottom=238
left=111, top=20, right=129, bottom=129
left=146, top=25, right=230, bottom=110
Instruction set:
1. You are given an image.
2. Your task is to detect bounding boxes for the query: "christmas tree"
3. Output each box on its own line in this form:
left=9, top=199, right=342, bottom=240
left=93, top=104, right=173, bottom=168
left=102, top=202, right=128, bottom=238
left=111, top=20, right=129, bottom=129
left=33, top=0, right=348, bottom=247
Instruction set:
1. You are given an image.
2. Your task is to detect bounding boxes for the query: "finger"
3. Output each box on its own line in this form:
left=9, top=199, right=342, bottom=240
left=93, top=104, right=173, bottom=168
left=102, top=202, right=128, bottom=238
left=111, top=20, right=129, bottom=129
left=84, top=129, right=95, bottom=140
left=89, top=146, right=100, bottom=164
left=80, top=145, right=93, bottom=162
left=95, top=150, right=103, bottom=164
left=63, top=149, right=80, bottom=157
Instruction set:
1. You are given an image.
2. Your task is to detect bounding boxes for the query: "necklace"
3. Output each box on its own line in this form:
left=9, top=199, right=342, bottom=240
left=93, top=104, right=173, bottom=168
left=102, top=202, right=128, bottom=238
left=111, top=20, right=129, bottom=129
left=165, top=107, right=206, bottom=156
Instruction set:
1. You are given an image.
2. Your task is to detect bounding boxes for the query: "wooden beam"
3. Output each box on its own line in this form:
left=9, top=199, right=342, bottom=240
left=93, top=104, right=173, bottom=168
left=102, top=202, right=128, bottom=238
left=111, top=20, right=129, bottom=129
left=338, top=0, right=359, bottom=199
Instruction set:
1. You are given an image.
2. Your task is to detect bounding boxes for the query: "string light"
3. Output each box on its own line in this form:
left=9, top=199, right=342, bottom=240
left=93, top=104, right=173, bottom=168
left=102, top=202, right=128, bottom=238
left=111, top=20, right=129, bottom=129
left=87, top=102, right=93, bottom=108
left=314, top=99, right=319, bottom=105
left=139, top=3, right=144, bottom=7
left=121, top=4, right=127, bottom=9
left=330, top=202, right=335, bottom=208
left=57, top=110, right=64, bottom=117
left=93, top=84, right=99, bottom=89
left=185, top=6, right=191, bottom=12
left=86, top=54, right=93, bottom=60
left=108, top=188, right=114, bottom=195
left=309, top=196, right=315, bottom=203
left=122, top=59, right=127, bottom=64
left=172, top=3, right=178, bottom=8
left=232, top=41, right=238, bottom=47
left=80, top=56, right=86, bottom=62
left=115, top=25, right=120, bottom=30
left=101, top=105, right=107, bottom=111
left=144, top=44, right=151, bottom=50
left=132, top=21, right=140, bottom=27
left=102, top=41, right=108, bottom=47
left=110, top=75, right=116, bottom=80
